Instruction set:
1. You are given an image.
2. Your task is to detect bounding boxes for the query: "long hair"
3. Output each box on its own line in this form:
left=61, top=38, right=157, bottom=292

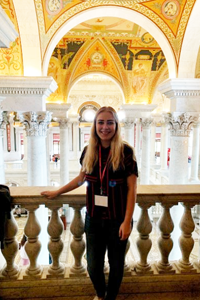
left=82, top=106, right=124, bottom=173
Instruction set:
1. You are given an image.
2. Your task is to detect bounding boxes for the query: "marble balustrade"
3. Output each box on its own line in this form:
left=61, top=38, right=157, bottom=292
left=1, top=185, right=200, bottom=282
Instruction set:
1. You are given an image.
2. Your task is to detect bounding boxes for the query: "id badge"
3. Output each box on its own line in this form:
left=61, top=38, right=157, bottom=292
left=95, top=195, right=108, bottom=207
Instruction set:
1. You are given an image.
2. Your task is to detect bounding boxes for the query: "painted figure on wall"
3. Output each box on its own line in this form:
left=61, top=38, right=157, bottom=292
left=162, top=0, right=179, bottom=19
left=46, top=0, right=63, bottom=15
left=132, top=62, right=148, bottom=95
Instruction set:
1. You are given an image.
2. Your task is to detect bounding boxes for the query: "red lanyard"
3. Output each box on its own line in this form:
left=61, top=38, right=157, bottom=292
left=99, top=145, right=111, bottom=195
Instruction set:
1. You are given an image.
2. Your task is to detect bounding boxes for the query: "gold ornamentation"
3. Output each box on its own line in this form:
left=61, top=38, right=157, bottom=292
left=35, top=0, right=194, bottom=65
left=162, top=0, right=180, bottom=20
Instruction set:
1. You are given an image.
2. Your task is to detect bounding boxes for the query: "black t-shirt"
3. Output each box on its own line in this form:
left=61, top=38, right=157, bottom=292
left=80, top=143, right=138, bottom=221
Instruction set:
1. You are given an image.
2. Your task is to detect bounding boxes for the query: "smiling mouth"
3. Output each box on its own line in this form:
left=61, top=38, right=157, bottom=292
left=100, top=131, right=110, bottom=135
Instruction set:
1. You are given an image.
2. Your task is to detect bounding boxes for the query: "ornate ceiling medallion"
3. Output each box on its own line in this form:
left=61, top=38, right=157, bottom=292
left=162, top=0, right=180, bottom=20
left=46, top=0, right=63, bottom=15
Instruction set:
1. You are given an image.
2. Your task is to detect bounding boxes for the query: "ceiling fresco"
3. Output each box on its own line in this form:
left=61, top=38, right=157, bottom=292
left=0, top=0, right=196, bottom=106
left=46, top=16, right=168, bottom=104
left=0, top=0, right=23, bottom=75
left=35, top=0, right=195, bottom=64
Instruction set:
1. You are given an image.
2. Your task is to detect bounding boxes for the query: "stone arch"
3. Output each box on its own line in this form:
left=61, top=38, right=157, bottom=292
left=68, top=72, right=126, bottom=104
left=178, top=0, right=200, bottom=78
left=43, top=6, right=177, bottom=78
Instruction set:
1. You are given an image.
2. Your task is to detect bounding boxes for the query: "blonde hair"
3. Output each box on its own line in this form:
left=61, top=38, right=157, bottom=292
left=82, top=106, right=125, bottom=174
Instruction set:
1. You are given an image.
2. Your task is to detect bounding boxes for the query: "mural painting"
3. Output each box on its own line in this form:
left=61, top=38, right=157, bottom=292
left=0, top=0, right=23, bottom=75
left=131, top=60, right=152, bottom=103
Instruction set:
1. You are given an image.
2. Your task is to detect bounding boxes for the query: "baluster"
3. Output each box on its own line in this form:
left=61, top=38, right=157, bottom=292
left=123, top=239, right=131, bottom=276
left=47, top=204, right=64, bottom=278
left=177, top=203, right=197, bottom=273
left=157, top=203, right=175, bottom=273
left=1, top=211, right=19, bottom=278
left=23, top=205, right=42, bottom=278
left=135, top=203, right=153, bottom=274
left=69, top=204, right=86, bottom=277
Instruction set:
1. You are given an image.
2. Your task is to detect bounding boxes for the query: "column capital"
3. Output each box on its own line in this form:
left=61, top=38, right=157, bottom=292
left=0, top=111, right=8, bottom=130
left=165, top=112, right=198, bottom=137
left=58, top=118, right=69, bottom=129
left=124, top=118, right=135, bottom=129
left=141, top=118, right=153, bottom=129
left=19, top=111, right=52, bottom=137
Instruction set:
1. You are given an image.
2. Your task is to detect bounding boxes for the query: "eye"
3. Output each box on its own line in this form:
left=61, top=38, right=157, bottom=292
left=107, top=121, right=115, bottom=126
left=97, top=120, right=104, bottom=125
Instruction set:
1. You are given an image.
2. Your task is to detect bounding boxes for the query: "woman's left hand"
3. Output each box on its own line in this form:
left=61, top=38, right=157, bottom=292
left=119, top=221, right=132, bottom=240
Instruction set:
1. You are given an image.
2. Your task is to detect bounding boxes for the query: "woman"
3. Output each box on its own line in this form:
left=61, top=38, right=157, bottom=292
left=41, top=106, right=138, bottom=300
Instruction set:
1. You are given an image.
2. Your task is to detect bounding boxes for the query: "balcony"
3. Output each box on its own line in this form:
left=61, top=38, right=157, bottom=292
left=1, top=185, right=200, bottom=300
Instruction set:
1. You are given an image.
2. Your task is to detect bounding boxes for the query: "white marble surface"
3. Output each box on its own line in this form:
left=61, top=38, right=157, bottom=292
left=121, top=104, right=157, bottom=119
left=150, top=123, right=156, bottom=165
left=27, top=136, right=47, bottom=186
left=160, top=124, right=168, bottom=170
left=0, top=76, right=57, bottom=111
left=60, top=126, right=69, bottom=185
left=13, top=0, right=41, bottom=76
left=169, top=136, right=189, bottom=184
left=190, top=125, right=200, bottom=181
left=178, top=0, right=200, bottom=78
left=140, top=127, right=151, bottom=184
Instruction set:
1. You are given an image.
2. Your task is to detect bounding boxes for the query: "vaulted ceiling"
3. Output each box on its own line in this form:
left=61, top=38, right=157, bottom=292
left=1, top=0, right=200, bottom=107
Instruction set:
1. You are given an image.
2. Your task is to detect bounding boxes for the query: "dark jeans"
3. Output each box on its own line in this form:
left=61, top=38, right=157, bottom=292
left=85, top=214, right=128, bottom=300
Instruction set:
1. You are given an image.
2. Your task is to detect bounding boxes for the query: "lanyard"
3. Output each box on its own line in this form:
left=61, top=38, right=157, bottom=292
left=99, top=145, right=111, bottom=195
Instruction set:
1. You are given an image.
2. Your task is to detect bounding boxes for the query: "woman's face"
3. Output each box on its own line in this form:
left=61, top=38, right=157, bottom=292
left=96, top=111, right=117, bottom=147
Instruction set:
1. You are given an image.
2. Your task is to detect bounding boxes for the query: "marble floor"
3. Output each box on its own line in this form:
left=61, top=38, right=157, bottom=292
left=14, top=213, right=200, bottom=267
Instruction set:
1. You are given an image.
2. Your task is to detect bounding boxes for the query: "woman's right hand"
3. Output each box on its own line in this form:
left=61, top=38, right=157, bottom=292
left=41, top=190, right=59, bottom=199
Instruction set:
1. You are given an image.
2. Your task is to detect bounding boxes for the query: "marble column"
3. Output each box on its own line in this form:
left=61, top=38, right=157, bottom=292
left=166, top=113, right=196, bottom=184
left=3, top=126, right=7, bottom=152
left=190, top=121, right=200, bottom=182
left=165, top=113, right=197, bottom=260
left=9, top=114, right=15, bottom=152
left=160, top=120, right=169, bottom=171
left=19, top=111, right=52, bottom=265
left=19, top=112, right=51, bottom=186
left=72, top=117, right=80, bottom=159
left=46, top=129, right=51, bottom=186
left=15, top=126, right=20, bottom=153
left=123, top=118, right=135, bottom=147
left=0, top=111, right=8, bottom=184
left=135, top=119, right=141, bottom=165
left=140, top=118, right=153, bottom=184
left=150, top=121, right=156, bottom=166
left=58, top=119, right=69, bottom=186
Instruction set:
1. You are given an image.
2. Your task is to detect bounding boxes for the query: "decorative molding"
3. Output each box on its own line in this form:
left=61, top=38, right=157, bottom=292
left=0, top=76, right=57, bottom=95
left=0, top=87, right=50, bottom=96
left=158, top=78, right=200, bottom=99
left=141, top=118, right=153, bottom=128
left=0, top=111, right=8, bottom=130
left=164, top=113, right=199, bottom=137
left=124, top=118, right=135, bottom=129
left=58, top=118, right=69, bottom=129
left=19, top=112, right=52, bottom=137
left=165, top=90, right=200, bottom=99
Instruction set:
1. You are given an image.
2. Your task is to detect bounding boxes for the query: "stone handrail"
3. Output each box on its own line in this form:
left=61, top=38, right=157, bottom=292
left=1, top=184, right=200, bottom=281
